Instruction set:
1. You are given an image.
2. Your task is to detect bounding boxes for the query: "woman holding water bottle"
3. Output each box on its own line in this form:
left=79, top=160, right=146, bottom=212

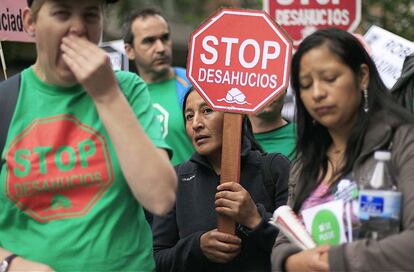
left=271, top=28, right=414, bottom=271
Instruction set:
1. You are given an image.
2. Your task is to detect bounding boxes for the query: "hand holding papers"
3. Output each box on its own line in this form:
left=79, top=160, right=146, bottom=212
left=269, top=205, right=316, bottom=250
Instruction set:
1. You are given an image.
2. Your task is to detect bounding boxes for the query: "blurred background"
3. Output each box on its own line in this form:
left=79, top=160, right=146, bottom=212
left=1, top=0, right=413, bottom=79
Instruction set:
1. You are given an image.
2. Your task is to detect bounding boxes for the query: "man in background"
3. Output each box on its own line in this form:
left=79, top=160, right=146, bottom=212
left=249, top=91, right=296, bottom=161
left=124, top=8, right=194, bottom=166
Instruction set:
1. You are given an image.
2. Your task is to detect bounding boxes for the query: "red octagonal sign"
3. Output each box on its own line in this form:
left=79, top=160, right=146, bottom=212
left=5, top=115, right=114, bottom=222
left=187, top=8, right=293, bottom=113
left=264, top=0, right=361, bottom=49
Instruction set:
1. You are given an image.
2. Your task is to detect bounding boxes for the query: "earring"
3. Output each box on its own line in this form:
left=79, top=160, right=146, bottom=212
left=363, top=89, right=369, bottom=112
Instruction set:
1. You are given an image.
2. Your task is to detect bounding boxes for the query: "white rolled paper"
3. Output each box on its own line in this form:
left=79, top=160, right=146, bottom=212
left=269, top=205, right=316, bottom=250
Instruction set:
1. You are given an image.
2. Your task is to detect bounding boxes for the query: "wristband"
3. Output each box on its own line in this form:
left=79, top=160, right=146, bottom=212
left=0, top=254, right=18, bottom=272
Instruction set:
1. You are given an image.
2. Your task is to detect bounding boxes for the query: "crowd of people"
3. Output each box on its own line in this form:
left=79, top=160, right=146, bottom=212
left=0, top=0, right=413, bottom=271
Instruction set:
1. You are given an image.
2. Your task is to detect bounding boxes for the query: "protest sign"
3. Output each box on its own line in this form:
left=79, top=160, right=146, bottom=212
left=364, top=25, right=414, bottom=89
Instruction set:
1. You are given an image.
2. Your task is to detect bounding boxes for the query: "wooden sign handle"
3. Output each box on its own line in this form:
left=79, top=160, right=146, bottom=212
left=217, top=112, right=242, bottom=235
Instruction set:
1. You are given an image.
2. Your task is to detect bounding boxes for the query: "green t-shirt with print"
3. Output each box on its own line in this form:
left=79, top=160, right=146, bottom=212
left=148, top=78, right=194, bottom=165
left=254, top=122, right=296, bottom=161
left=0, top=67, right=169, bottom=271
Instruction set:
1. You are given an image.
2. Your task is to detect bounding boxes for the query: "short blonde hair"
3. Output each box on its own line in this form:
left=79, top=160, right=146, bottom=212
left=29, top=0, right=47, bottom=20
left=30, top=0, right=106, bottom=20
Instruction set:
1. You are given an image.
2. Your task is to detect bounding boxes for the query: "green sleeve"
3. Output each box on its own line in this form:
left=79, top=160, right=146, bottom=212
left=115, top=71, right=173, bottom=157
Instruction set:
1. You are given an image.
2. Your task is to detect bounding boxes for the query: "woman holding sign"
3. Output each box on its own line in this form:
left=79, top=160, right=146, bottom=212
left=271, top=28, right=414, bottom=271
left=0, top=0, right=176, bottom=270
left=152, top=88, right=289, bottom=272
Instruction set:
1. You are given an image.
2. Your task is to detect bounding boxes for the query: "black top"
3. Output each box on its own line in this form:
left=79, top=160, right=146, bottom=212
left=152, top=139, right=290, bottom=272
left=390, top=53, right=414, bottom=112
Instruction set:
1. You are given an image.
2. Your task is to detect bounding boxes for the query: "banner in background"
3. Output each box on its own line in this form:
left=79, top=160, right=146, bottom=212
left=0, top=0, right=33, bottom=43
left=364, top=25, right=414, bottom=89
left=264, top=0, right=361, bottom=49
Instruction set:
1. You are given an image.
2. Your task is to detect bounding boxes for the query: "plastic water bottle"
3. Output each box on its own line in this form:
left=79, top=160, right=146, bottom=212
left=358, top=151, right=402, bottom=240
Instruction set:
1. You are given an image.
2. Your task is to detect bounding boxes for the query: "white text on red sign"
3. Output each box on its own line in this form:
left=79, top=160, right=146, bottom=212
left=276, top=0, right=341, bottom=5
left=198, top=36, right=280, bottom=89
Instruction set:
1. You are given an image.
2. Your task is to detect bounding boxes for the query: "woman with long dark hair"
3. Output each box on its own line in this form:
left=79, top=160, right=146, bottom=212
left=272, top=28, right=414, bottom=271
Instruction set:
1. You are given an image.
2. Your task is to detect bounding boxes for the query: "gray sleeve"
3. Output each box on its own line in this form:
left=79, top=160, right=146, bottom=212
left=330, top=124, right=414, bottom=271
left=271, top=231, right=302, bottom=272
left=329, top=230, right=414, bottom=271
left=271, top=161, right=302, bottom=271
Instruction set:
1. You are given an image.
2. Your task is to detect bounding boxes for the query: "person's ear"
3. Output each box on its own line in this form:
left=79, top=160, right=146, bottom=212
left=23, top=7, right=36, bottom=37
left=124, top=43, right=136, bottom=61
left=359, top=63, right=370, bottom=90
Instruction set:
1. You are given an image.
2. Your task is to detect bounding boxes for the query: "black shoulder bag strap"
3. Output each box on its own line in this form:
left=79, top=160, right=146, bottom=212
left=0, top=73, right=21, bottom=171
left=260, top=152, right=277, bottom=211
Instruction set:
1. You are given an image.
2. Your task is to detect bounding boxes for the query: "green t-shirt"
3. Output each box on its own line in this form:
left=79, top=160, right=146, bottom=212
left=148, top=79, right=194, bottom=165
left=254, top=122, right=296, bottom=161
left=0, top=67, right=169, bottom=271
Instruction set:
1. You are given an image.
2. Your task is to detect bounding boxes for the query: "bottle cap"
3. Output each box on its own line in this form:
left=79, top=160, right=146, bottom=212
left=374, top=151, right=391, bottom=161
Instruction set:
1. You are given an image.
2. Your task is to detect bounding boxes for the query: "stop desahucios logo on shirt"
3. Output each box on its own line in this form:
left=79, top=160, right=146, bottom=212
left=4, top=114, right=114, bottom=222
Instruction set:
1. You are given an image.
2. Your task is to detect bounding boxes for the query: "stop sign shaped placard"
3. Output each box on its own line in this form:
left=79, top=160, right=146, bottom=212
left=187, top=8, right=292, bottom=113
left=264, top=0, right=361, bottom=49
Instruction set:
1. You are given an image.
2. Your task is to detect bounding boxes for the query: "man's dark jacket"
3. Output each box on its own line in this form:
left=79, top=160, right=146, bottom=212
left=391, top=53, right=414, bottom=112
